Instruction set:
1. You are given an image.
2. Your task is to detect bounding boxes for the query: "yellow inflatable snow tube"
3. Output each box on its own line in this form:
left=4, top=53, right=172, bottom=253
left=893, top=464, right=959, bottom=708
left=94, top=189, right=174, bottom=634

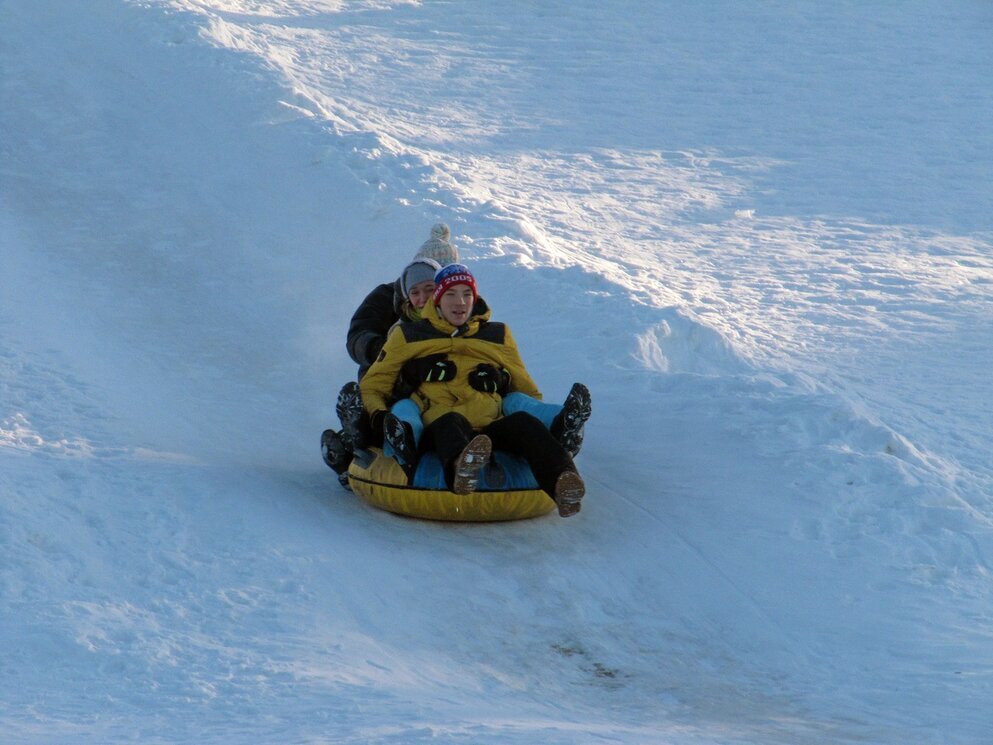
left=347, top=447, right=556, bottom=522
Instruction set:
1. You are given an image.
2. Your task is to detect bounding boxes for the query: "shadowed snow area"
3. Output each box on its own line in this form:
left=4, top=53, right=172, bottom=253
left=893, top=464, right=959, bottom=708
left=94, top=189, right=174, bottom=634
left=1, top=1, right=992, bottom=743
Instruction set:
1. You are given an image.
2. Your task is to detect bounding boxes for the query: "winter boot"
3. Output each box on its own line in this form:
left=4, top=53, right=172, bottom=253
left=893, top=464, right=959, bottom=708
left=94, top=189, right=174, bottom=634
left=451, top=434, right=492, bottom=495
left=321, top=428, right=351, bottom=474
left=384, top=412, right=417, bottom=470
left=550, top=383, right=592, bottom=457
left=553, top=470, right=585, bottom=517
left=336, top=381, right=367, bottom=451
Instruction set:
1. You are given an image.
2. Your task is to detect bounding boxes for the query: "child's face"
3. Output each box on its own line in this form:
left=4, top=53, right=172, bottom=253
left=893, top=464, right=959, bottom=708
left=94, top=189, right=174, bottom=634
left=438, top=284, right=475, bottom=326
left=407, top=280, right=435, bottom=310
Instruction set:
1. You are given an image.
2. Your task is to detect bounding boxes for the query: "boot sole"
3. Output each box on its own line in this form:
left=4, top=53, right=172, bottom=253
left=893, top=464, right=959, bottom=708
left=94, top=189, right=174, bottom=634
left=385, top=414, right=416, bottom=467
left=558, top=383, right=592, bottom=457
left=452, top=435, right=492, bottom=495
left=336, top=383, right=365, bottom=450
left=554, top=470, right=585, bottom=517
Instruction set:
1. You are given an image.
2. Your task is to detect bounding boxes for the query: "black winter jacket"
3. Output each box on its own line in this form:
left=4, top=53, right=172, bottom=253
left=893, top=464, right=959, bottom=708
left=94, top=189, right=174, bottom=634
left=346, top=279, right=404, bottom=379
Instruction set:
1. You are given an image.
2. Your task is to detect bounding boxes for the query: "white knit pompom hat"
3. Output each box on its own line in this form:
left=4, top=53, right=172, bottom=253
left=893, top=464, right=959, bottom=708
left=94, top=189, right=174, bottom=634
left=400, top=257, right=442, bottom=299
left=413, top=222, right=459, bottom=266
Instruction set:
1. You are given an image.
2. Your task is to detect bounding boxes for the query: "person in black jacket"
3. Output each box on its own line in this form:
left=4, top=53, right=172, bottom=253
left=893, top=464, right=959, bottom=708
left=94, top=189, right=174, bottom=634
left=322, top=225, right=459, bottom=480
left=347, top=223, right=459, bottom=378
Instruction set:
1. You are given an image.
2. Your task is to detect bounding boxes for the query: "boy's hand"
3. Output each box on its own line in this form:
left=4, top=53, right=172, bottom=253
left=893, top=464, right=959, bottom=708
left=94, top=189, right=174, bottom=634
left=401, top=354, right=457, bottom=386
left=468, top=364, right=511, bottom=395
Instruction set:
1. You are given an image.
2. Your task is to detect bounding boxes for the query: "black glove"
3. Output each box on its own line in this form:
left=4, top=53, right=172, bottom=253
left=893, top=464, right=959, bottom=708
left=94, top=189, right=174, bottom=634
left=468, top=364, right=511, bottom=395
left=401, top=354, right=457, bottom=387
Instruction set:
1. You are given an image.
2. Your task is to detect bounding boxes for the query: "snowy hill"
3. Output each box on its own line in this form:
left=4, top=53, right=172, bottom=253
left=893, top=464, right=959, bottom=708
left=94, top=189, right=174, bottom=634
left=2, top=1, right=992, bottom=743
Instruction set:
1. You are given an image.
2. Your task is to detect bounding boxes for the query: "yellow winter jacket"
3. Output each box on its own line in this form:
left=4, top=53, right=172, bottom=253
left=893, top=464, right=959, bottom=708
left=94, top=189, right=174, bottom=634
left=360, top=297, right=542, bottom=429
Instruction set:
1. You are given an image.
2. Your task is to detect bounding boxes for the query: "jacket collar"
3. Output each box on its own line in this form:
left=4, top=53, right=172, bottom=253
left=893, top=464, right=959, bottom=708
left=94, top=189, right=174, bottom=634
left=423, top=296, right=491, bottom=337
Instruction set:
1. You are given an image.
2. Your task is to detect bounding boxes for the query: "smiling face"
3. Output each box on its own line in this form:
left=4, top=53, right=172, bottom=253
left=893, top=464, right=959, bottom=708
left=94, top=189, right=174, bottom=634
left=437, top=284, right=475, bottom=326
left=406, top=279, right=435, bottom=310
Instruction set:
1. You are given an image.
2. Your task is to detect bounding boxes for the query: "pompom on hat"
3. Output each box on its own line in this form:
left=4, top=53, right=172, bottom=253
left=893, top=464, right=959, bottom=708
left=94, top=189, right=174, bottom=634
left=414, top=222, right=459, bottom=266
left=400, top=257, right=441, bottom=299
left=432, top=263, right=477, bottom=306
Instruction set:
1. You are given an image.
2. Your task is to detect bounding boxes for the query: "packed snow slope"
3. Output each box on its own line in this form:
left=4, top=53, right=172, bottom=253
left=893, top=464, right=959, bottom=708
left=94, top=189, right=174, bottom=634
left=2, top=1, right=992, bottom=743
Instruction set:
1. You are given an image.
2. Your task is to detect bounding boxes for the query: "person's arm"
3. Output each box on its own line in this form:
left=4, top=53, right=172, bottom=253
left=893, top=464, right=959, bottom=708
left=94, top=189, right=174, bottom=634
left=346, top=282, right=400, bottom=369
left=358, top=325, right=412, bottom=420
left=498, top=325, right=542, bottom=400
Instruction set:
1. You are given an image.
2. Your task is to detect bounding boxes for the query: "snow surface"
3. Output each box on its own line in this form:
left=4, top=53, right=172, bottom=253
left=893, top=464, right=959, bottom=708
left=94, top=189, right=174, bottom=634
left=2, top=1, right=992, bottom=743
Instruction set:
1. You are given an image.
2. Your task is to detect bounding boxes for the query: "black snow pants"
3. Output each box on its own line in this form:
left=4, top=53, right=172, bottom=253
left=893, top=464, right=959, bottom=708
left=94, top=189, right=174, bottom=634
left=424, top=410, right=576, bottom=496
